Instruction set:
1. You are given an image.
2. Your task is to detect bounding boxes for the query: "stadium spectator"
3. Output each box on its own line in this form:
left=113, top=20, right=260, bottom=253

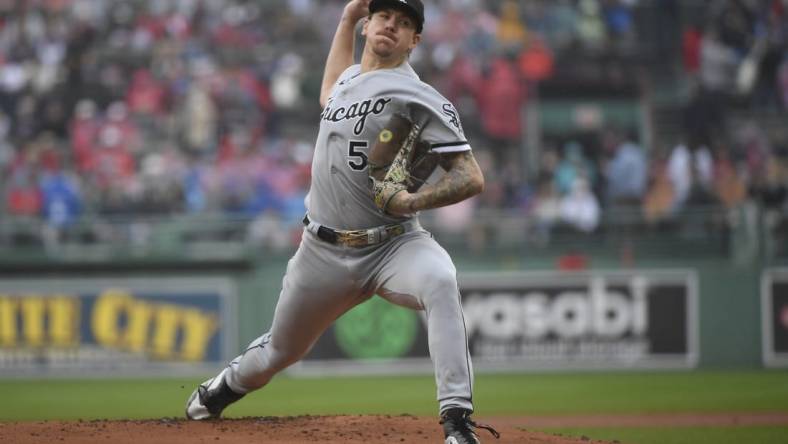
left=750, top=3, right=787, bottom=109
left=642, top=150, right=675, bottom=224
left=749, top=156, right=788, bottom=214
left=554, top=141, right=596, bottom=196
left=576, top=0, right=608, bottom=52
left=0, top=0, right=784, bottom=250
left=517, top=36, right=555, bottom=83
left=126, top=69, right=168, bottom=118
left=682, top=21, right=704, bottom=76
left=179, top=70, right=219, bottom=156
left=496, top=0, right=528, bottom=52
left=779, top=55, right=788, bottom=109
left=559, top=177, right=601, bottom=232
left=70, top=99, right=100, bottom=173
left=137, top=147, right=186, bottom=215
left=541, top=0, right=579, bottom=52
left=666, top=143, right=715, bottom=212
left=475, top=54, right=527, bottom=171
left=0, top=114, right=16, bottom=173
left=90, top=102, right=137, bottom=190
left=699, top=26, right=741, bottom=94
left=39, top=169, right=83, bottom=231
left=531, top=175, right=562, bottom=243
left=5, top=168, right=42, bottom=218
left=603, top=0, right=637, bottom=53
left=713, top=147, right=748, bottom=210
left=603, top=129, right=647, bottom=206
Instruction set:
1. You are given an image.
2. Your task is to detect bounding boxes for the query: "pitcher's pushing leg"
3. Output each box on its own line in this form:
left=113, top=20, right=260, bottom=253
left=186, top=232, right=368, bottom=419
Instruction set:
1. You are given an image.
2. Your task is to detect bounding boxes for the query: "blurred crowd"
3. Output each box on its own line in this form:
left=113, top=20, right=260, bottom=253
left=0, top=0, right=786, bottom=249
left=433, top=0, right=788, bottom=240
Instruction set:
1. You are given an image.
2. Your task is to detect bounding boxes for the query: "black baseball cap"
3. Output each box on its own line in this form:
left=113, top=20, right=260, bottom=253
left=369, top=0, right=425, bottom=33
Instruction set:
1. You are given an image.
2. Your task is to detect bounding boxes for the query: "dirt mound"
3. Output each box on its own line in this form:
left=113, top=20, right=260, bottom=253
left=1, top=414, right=612, bottom=444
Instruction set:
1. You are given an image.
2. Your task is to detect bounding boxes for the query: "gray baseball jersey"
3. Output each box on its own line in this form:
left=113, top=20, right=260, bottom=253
left=220, top=62, right=475, bottom=415
left=308, top=62, right=470, bottom=229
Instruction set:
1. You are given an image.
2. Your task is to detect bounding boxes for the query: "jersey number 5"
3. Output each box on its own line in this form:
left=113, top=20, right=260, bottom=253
left=347, top=140, right=368, bottom=171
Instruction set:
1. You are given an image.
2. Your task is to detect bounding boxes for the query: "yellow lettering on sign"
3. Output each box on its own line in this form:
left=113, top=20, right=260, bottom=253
left=48, top=296, right=80, bottom=347
left=150, top=305, right=180, bottom=359
left=20, top=297, right=46, bottom=347
left=180, top=309, right=218, bottom=361
left=123, top=302, right=153, bottom=354
left=0, top=297, right=17, bottom=347
left=92, top=289, right=133, bottom=348
left=89, top=289, right=221, bottom=361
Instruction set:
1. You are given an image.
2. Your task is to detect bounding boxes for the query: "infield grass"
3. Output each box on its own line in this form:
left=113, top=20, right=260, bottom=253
left=3, top=370, right=788, bottom=443
left=3, top=370, right=788, bottom=419
left=542, top=426, right=788, bottom=444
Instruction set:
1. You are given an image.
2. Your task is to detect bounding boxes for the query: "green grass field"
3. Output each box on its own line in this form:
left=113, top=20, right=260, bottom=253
left=3, top=370, right=788, bottom=443
left=545, top=426, right=788, bottom=444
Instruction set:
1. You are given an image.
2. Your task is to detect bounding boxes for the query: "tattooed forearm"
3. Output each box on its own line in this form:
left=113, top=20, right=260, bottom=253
left=407, top=151, right=484, bottom=212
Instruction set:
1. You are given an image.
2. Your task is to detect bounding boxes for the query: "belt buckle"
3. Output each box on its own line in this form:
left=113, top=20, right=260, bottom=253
left=350, top=237, right=368, bottom=248
left=335, top=224, right=405, bottom=248
left=337, top=230, right=367, bottom=247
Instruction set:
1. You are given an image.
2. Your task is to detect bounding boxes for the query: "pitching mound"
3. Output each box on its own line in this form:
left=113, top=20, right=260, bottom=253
left=1, top=414, right=612, bottom=444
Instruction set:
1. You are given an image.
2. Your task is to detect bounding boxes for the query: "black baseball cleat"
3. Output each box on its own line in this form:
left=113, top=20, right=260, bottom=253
left=185, top=368, right=245, bottom=420
left=440, top=408, right=500, bottom=444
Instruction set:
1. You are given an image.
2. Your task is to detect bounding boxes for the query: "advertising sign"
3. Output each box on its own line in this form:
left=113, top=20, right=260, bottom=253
left=459, top=270, right=698, bottom=369
left=762, top=268, right=788, bottom=367
left=0, top=277, right=237, bottom=376
left=296, top=270, right=698, bottom=374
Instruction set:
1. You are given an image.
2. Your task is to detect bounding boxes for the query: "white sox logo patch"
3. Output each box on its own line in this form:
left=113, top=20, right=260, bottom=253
left=321, top=97, right=392, bottom=135
left=441, top=103, right=463, bottom=134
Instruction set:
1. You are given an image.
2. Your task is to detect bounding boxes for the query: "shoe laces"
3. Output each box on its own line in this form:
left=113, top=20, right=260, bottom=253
left=440, top=410, right=501, bottom=440
left=467, top=418, right=500, bottom=440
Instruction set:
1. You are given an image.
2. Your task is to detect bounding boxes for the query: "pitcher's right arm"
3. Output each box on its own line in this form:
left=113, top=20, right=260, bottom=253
left=319, top=0, right=370, bottom=108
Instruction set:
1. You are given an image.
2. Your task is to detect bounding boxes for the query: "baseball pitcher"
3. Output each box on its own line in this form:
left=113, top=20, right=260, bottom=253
left=185, top=1, right=498, bottom=442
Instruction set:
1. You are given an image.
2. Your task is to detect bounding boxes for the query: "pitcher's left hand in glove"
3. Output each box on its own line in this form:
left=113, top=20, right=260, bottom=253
left=368, top=114, right=438, bottom=214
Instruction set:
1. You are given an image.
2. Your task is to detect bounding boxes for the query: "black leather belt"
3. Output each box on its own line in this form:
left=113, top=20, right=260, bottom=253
left=303, top=215, right=339, bottom=244
left=302, top=215, right=417, bottom=247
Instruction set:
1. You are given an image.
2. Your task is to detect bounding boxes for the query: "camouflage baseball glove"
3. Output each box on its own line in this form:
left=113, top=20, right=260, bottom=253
left=368, top=114, right=440, bottom=213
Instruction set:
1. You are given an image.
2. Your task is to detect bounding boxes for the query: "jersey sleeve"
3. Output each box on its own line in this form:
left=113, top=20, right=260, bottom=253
left=405, top=85, right=470, bottom=153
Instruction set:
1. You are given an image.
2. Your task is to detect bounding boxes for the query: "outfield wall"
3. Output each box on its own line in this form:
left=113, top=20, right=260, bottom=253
left=0, top=247, right=784, bottom=376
